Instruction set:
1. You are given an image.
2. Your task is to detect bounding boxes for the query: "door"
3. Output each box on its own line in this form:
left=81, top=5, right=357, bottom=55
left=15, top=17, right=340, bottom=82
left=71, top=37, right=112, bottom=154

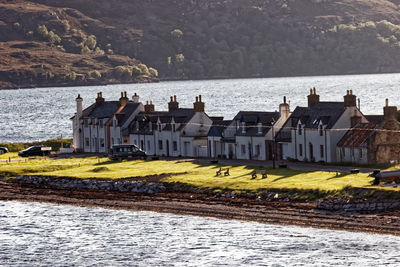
left=228, top=144, right=233, bottom=159
left=166, top=140, right=170, bottom=157
left=184, top=142, right=190, bottom=157
left=309, top=142, right=314, bottom=161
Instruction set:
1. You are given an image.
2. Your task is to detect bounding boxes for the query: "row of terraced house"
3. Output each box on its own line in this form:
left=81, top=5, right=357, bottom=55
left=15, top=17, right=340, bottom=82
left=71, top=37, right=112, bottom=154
left=71, top=89, right=400, bottom=165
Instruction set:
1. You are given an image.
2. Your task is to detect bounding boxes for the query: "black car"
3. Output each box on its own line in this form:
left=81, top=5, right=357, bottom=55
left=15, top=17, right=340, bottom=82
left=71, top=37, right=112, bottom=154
left=0, top=147, right=8, bottom=154
left=109, top=144, right=147, bottom=160
left=18, top=146, right=51, bottom=157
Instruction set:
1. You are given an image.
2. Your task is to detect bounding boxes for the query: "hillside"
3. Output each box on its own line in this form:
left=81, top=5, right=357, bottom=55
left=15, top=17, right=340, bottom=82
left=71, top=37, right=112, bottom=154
left=3, top=0, right=400, bottom=88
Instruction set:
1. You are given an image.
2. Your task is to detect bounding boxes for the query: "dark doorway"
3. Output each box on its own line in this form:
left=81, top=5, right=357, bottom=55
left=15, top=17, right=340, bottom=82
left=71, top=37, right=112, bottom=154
left=309, top=142, right=314, bottom=161
left=166, top=140, right=170, bottom=156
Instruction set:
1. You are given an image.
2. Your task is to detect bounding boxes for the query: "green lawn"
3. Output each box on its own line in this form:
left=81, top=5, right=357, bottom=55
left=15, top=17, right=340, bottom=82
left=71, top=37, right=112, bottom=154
left=0, top=152, right=19, bottom=160
left=0, top=157, right=379, bottom=191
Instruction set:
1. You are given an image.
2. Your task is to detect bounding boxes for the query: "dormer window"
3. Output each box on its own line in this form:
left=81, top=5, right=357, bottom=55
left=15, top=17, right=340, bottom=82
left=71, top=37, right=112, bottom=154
left=158, top=123, right=162, bottom=132
left=172, top=123, right=176, bottom=132
left=298, top=125, right=302, bottom=135
left=99, top=119, right=103, bottom=128
left=319, top=125, right=323, bottom=136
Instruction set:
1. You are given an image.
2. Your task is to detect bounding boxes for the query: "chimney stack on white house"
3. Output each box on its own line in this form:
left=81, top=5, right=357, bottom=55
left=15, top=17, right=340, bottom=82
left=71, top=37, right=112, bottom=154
left=132, top=92, right=140, bottom=103
left=279, top=96, right=290, bottom=119
left=119, top=91, right=129, bottom=106
left=76, top=94, right=83, bottom=117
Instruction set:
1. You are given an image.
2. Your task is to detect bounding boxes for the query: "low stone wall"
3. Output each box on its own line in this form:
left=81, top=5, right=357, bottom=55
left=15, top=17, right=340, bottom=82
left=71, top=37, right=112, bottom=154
left=316, top=199, right=400, bottom=214
left=11, top=176, right=166, bottom=194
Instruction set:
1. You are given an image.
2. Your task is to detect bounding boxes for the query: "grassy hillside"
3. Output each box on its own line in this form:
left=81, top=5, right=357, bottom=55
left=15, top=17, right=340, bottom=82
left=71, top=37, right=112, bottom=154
left=3, top=0, right=400, bottom=88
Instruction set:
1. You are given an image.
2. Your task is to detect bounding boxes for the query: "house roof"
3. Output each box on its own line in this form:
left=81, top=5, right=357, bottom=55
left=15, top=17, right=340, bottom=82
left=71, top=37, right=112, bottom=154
left=365, top=115, right=385, bottom=125
left=85, top=101, right=120, bottom=119
left=286, top=102, right=345, bottom=129
left=208, top=120, right=233, bottom=137
left=337, top=122, right=377, bottom=148
left=115, top=102, right=141, bottom=126
left=233, top=111, right=280, bottom=137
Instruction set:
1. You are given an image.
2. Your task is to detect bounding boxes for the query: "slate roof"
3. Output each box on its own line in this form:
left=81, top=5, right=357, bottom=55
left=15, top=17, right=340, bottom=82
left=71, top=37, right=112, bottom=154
left=289, top=102, right=345, bottom=129
left=128, top=108, right=195, bottom=135
left=365, top=115, right=385, bottom=125
left=233, top=111, right=280, bottom=137
left=115, top=102, right=141, bottom=126
left=208, top=120, right=233, bottom=137
left=86, top=101, right=120, bottom=119
left=276, top=102, right=346, bottom=142
left=337, top=123, right=377, bottom=148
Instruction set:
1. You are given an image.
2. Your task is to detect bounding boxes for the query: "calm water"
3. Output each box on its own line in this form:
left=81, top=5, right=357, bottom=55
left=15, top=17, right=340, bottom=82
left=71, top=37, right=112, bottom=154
left=0, top=201, right=399, bottom=266
left=1, top=73, right=400, bottom=143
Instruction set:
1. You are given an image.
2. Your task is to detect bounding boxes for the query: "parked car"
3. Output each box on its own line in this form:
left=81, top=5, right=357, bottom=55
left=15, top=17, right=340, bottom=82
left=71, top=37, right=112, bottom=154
left=18, top=146, right=51, bottom=157
left=0, top=147, right=8, bottom=154
left=109, top=144, right=147, bottom=160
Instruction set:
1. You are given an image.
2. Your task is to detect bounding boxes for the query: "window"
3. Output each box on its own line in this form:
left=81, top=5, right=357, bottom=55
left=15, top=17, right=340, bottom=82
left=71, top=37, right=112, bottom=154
left=159, top=140, right=163, bottom=150
left=92, top=138, right=95, bottom=147
left=298, top=125, right=302, bottom=135
left=84, top=119, right=89, bottom=127
left=141, top=140, right=144, bottom=150
left=118, top=138, right=121, bottom=144
left=100, top=138, right=105, bottom=148
left=172, top=124, right=176, bottom=132
left=299, top=144, right=303, bottom=157
left=241, top=144, right=246, bottom=155
left=158, top=124, right=162, bottom=132
left=85, top=138, right=89, bottom=147
left=173, top=141, right=178, bottom=151
left=99, top=119, right=103, bottom=128
left=255, top=145, right=260, bottom=156
left=320, top=145, right=324, bottom=158
left=319, top=125, right=323, bottom=136
left=112, top=138, right=115, bottom=145
left=147, top=140, right=151, bottom=150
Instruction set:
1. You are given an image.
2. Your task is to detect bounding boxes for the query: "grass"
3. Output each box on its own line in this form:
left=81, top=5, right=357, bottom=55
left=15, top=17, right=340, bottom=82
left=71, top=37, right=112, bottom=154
left=0, top=152, right=19, bottom=160
left=0, top=157, right=381, bottom=192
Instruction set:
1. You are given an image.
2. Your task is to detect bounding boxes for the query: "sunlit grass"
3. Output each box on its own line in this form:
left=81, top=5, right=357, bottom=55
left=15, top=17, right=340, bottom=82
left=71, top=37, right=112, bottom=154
left=0, top=152, right=20, bottom=160
left=0, top=157, right=382, bottom=191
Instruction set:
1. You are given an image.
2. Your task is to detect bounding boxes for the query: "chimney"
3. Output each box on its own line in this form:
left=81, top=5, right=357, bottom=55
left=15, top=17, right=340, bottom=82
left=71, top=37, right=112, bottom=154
left=119, top=91, right=129, bottom=106
left=383, top=98, right=398, bottom=122
left=96, top=92, right=104, bottom=106
left=279, top=96, right=290, bottom=119
left=132, top=92, right=139, bottom=103
left=350, top=109, right=361, bottom=127
left=168, top=95, right=179, bottom=112
left=145, top=100, right=155, bottom=113
left=76, top=94, right=83, bottom=117
left=307, top=87, right=320, bottom=107
left=344, top=90, right=357, bottom=107
left=193, top=95, right=205, bottom=112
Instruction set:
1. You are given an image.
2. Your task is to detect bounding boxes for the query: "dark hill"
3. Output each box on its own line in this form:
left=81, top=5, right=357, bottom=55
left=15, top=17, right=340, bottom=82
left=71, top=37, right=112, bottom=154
left=3, top=0, right=400, bottom=88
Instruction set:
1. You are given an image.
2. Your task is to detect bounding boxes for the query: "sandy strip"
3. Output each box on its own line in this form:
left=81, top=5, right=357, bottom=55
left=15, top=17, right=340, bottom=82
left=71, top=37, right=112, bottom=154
left=1, top=179, right=400, bottom=236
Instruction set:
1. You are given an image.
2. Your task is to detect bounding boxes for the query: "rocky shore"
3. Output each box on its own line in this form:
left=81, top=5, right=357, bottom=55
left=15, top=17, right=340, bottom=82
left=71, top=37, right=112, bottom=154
left=1, top=176, right=400, bottom=236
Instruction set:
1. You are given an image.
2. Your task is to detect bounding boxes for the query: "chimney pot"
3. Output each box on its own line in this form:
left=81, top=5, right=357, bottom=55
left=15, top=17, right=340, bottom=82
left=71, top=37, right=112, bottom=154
left=170, top=96, right=173, bottom=101
left=199, top=95, right=202, bottom=102
left=284, top=96, right=286, bottom=103
left=310, top=88, right=313, bottom=95
left=174, top=95, right=177, bottom=102
left=313, top=87, right=316, bottom=94
left=150, top=100, right=153, bottom=105
left=196, top=96, right=199, bottom=102
left=386, top=98, right=389, bottom=107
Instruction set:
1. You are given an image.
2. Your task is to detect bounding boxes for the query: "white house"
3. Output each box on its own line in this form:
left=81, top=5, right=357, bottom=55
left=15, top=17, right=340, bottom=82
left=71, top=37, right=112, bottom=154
left=71, top=91, right=143, bottom=153
left=276, top=89, right=368, bottom=163
left=207, top=97, right=290, bottom=160
left=128, top=95, right=213, bottom=157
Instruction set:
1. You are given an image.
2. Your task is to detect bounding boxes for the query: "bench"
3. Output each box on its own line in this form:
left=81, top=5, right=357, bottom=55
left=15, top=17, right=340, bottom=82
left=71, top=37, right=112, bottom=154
left=251, top=170, right=267, bottom=179
left=216, top=167, right=230, bottom=176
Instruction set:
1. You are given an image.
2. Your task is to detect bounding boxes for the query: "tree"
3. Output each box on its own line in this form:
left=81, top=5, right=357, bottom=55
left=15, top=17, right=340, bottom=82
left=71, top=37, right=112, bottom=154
left=171, top=29, right=183, bottom=39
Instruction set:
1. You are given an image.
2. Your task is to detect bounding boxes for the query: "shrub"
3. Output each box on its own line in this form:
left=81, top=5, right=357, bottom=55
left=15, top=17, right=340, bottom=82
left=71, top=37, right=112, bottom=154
left=85, top=35, right=97, bottom=50
left=149, top=67, right=158, bottom=77
left=132, top=66, right=142, bottom=75
left=175, top=53, right=185, bottom=63
left=81, top=45, right=91, bottom=54
left=48, top=31, right=61, bottom=44
left=13, top=22, right=21, bottom=30
left=171, top=29, right=183, bottom=38
left=36, top=25, right=49, bottom=38
left=137, top=63, right=150, bottom=75
left=114, top=65, right=132, bottom=80
left=26, top=31, right=34, bottom=38
left=61, top=20, right=70, bottom=32
left=89, top=70, right=102, bottom=79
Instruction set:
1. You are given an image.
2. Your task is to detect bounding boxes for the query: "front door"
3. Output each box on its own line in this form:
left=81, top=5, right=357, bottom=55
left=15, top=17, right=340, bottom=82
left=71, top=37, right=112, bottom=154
left=309, top=142, right=314, bottom=161
left=166, top=140, right=170, bottom=157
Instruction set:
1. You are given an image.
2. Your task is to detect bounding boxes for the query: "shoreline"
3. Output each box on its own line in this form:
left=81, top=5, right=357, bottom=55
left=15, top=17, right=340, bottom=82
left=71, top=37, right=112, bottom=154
left=2, top=179, right=400, bottom=236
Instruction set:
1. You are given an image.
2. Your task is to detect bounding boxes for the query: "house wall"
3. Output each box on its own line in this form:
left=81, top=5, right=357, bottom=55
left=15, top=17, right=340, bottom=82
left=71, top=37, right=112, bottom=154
left=369, top=120, right=400, bottom=164
left=235, top=136, right=266, bottom=160
left=207, top=136, right=223, bottom=158
left=336, top=147, right=368, bottom=164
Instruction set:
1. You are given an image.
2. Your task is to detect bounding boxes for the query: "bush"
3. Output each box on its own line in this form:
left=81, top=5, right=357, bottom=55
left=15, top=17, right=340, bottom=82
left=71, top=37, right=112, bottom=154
left=171, top=29, right=183, bottom=38
left=85, top=35, right=97, bottom=50
left=81, top=45, right=91, bottom=54
left=36, top=25, right=49, bottom=38
left=114, top=65, right=132, bottom=80
left=48, top=31, right=61, bottom=44
left=61, top=20, right=70, bottom=32
left=89, top=70, right=102, bottom=79
left=137, top=63, right=150, bottom=75
left=175, top=53, right=185, bottom=63
left=149, top=67, right=158, bottom=77
left=65, top=71, right=77, bottom=81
